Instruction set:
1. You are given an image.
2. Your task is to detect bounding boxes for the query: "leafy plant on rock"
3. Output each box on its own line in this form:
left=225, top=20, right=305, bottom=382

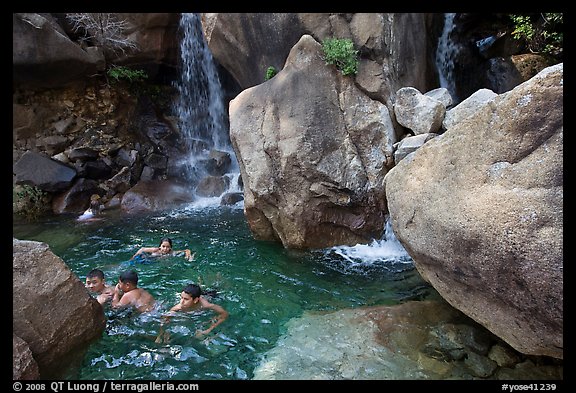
left=265, top=66, right=278, bottom=81
left=321, top=38, right=359, bottom=76
left=13, top=185, right=50, bottom=220
left=509, top=13, right=563, bottom=58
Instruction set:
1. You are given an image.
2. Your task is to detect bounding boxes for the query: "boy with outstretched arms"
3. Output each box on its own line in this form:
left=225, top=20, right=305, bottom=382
left=156, top=283, right=228, bottom=342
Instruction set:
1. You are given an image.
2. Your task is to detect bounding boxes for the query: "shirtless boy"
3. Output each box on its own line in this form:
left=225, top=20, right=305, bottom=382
left=85, top=268, right=114, bottom=305
left=112, top=270, right=156, bottom=313
left=156, top=283, right=228, bottom=343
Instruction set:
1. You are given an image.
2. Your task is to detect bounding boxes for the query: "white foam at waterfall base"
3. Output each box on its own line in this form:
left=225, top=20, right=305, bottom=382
left=327, top=220, right=412, bottom=266
left=182, top=197, right=244, bottom=211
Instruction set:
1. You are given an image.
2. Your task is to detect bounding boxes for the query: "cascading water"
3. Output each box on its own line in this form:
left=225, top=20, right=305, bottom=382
left=435, top=13, right=460, bottom=103
left=173, top=13, right=240, bottom=204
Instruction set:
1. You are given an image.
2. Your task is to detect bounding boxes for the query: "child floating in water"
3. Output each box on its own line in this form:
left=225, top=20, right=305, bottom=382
left=85, top=268, right=114, bottom=305
left=130, top=237, right=195, bottom=262
left=156, top=283, right=228, bottom=343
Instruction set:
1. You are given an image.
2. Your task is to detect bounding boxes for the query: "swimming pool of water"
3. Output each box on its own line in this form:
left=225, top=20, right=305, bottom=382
left=13, top=204, right=436, bottom=380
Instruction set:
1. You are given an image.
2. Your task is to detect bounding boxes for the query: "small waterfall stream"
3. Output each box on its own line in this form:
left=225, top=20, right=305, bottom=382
left=173, top=13, right=240, bottom=204
left=435, top=13, right=460, bottom=103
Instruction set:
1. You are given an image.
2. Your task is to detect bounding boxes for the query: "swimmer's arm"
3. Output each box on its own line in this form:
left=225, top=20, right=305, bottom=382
left=97, top=287, right=114, bottom=305
left=96, top=292, right=112, bottom=305
left=154, top=305, right=180, bottom=344
left=184, top=249, right=195, bottom=261
left=158, top=305, right=181, bottom=325
left=173, top=249, right=195, bottom=261
left=196, top=304, right=228, bottom=337
left=111, top=284, right=132, bottom=309
left=130, top=247, right=158, bottom=260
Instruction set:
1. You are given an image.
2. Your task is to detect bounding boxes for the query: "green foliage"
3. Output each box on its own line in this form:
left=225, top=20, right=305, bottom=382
left=265, top=66, right=278, bottom=81
left=107, top=66, right=148, bottom=84
left=13, top=184, right=50, bottom=220
left=106, top=65, right=157, bottom=97
left=509, top=13, right=563, bottom=58
left=321, top=38, right=359, bottom=76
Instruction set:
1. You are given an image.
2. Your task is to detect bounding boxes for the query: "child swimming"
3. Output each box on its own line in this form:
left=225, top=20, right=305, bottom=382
left=155, top=283, right=228, bottom=343
left=130, top=237, right=195, bottom=262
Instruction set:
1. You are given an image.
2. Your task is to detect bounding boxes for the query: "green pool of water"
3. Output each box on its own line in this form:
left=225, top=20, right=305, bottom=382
left=13, top=205, right=435, bottom=380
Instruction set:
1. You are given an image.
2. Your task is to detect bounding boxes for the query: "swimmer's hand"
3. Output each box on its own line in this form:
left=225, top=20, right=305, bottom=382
left=185, top=252, right=195, bottom=262
left=114, top=283, right=124, bottom=296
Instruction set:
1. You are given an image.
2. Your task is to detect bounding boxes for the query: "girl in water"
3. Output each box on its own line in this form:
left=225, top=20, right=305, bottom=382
left=130, top=237, right=195, bottom=262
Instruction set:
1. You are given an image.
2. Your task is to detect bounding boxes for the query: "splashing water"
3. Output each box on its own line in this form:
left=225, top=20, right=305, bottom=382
left=322, top=219, right=413, bottom=275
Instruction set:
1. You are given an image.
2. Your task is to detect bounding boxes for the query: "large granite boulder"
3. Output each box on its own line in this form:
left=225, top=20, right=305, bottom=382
left=230, top=35, right=396, bottom=249
left=13, top=239, right=106, bottom=378
left=384, top=64, right=563, bottom=359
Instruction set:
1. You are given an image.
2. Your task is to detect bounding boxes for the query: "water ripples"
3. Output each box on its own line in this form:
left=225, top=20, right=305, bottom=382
left=13, top=207, right=438, bottom=380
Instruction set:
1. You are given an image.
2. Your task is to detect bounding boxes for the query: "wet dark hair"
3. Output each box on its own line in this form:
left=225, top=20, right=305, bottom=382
left=87, top=268, right=105, bottom=280
left=119, top=270, right=139, bottom=285
left=159, top=237, right=173, bottom=247
left=183, top=283, right=201, bottom=299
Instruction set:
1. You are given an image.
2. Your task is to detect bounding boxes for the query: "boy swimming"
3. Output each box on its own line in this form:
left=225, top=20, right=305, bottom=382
left=85, top=268, right=114, bottom=305
left=156, top=283, right=228, bottom=343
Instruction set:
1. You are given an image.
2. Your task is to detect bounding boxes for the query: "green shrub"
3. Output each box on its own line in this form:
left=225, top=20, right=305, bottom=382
left=107, top=65, right=148, bottom=84
left=265, top=66, right=278, bottom=81
left=321, top=38, right=359, bottom=76
left=509, top=13, right=563, bottom=58
left=13, top=184, right=50, bottom=220
left=106, top=65, right=153, bottom=97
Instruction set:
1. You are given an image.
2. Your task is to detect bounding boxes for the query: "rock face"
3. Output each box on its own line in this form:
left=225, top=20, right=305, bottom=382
left=13, top=13, right=105, bottom=88
left=13, top=239, right=106, bottom=378
left=13, top=13, right=179, bottom=89
left=230, top=35, right=395, bottom=249
left=13, top=334, right=40, bottom=380
left=205, top=13, right=437, bottom=129
left=13, top=151, right=77, bottom=193
left=111, top=13, right=180, bottom=72
left=384, top=64, right=563, bottom=359
left=202, top=13, right=307, bottom=89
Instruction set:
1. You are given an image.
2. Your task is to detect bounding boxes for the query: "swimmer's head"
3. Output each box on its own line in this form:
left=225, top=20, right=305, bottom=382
left=183, top=283, right=201, bottom=299
left=178, top=283, right=202, bottom=309
left=86, top=269, right=106, bottom=293
left=158, top=237, right=173, bottom=254
left=119, top=270, right=139, bottom=286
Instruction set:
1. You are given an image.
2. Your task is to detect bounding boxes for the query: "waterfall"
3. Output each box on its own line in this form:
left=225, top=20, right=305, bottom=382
left=173, top=13, right=240, bottom=204
left=435, top=13, right=459, bottom=103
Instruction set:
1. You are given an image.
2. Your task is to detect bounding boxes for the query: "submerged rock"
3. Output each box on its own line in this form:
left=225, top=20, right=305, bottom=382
left=253, top=300, right=562, bottom=380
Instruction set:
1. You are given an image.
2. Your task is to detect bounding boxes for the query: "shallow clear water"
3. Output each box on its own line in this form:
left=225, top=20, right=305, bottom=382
left=13, top=204, right=436, bottom=380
